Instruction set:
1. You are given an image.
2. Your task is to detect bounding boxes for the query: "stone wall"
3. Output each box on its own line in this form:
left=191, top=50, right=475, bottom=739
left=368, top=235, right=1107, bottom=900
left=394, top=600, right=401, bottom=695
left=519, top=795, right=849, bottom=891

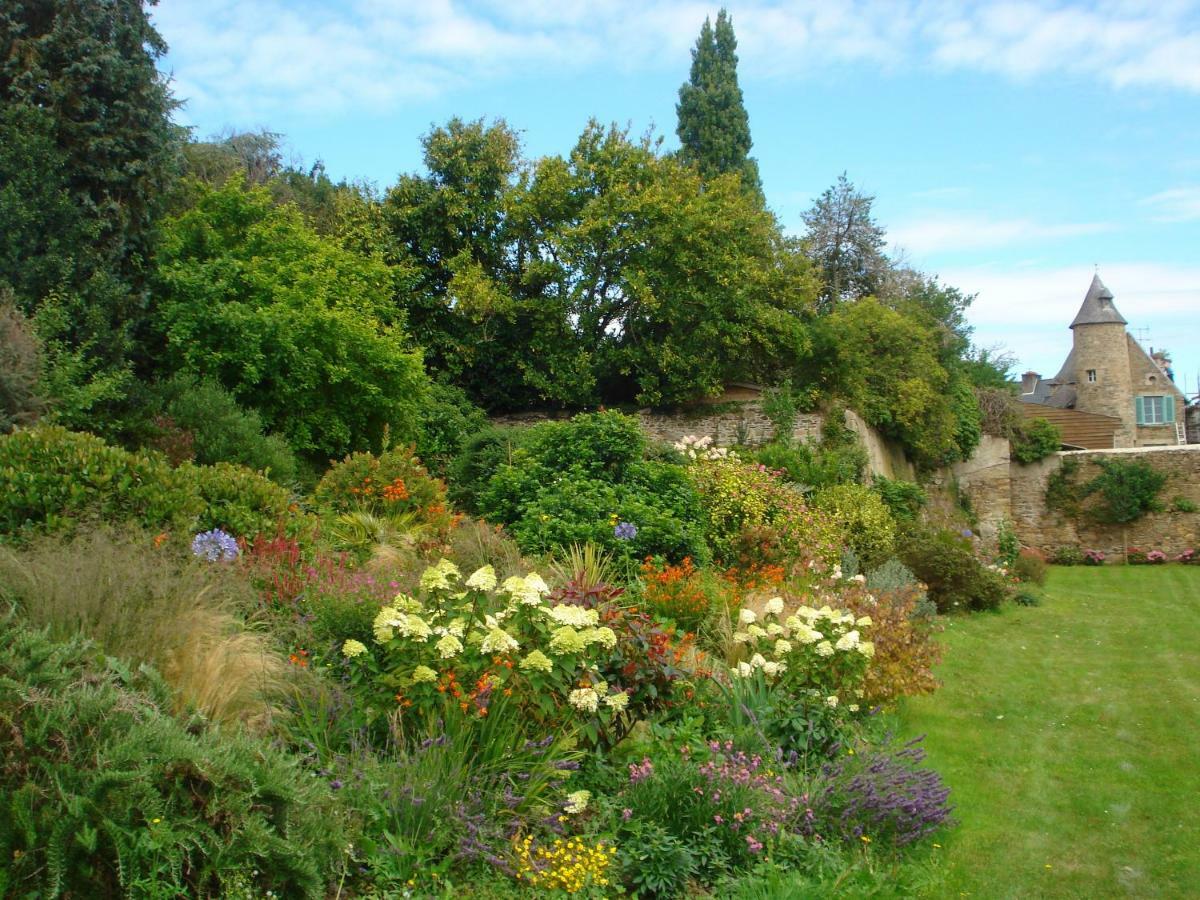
left=1007, top=445, right=1200, bottom=557
left=949, top=435, right=1012, bottom=542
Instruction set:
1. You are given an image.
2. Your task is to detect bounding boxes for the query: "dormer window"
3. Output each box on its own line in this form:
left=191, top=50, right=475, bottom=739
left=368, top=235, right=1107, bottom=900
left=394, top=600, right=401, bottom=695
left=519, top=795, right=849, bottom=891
left=1086, top=369, right=1097, bottom=382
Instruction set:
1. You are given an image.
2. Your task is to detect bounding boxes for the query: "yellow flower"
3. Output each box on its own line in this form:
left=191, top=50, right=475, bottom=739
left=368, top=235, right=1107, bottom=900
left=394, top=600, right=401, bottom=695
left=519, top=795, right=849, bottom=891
left=465, top=564, right=497, bottom=591
left=520, top=649, right=554, bottom=673
left=341, top=638, right=368, bottom=658
left=411, top=665, right=437, bottom=683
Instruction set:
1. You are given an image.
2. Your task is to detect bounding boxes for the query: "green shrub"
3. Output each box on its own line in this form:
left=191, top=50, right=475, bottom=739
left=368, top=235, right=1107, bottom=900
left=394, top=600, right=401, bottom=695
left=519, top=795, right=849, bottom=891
left=0, top=426, right=292, bottom=542
left=871, top=476, right=927, bottom=521
left=897, top=525, right=1009, bottom=613
left=754, top=439, right=866, bottom=490
left=148, top=375, right=299, bottom=483
left=415, top=381, right=488, bottom=477
left=477, top=413, right=709, bottom=562
left=1012, top=549, right=1047, bottom=585
left=0, top=615, right=345, bottom=898
left=315, top=445, right=449, bottom=517
left=447, top=425, right=533, bottom=513
left=0, top=295, right=45, bottom=433
left=1045, top=457, right=1081, bottom=516
left=996, top=519, right=1019, bottom=567
left=812, top=483, right=897, bottom=570
left=1171, top=496, right=1198, bottom=513
left=186, top=460, right=293, bottom=537
left=0, top=426, right=200, bottom=538
left=1049, top=545, right=1084, bottom=566
left=1011, top=417, right=1061, bottom=464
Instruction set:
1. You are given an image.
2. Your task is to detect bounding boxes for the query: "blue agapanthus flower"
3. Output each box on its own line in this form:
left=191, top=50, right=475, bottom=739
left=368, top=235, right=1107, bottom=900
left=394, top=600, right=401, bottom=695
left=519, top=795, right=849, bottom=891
left=613, top=521, right=638, bottom=541
left=192, top=528, right=240, bottom=562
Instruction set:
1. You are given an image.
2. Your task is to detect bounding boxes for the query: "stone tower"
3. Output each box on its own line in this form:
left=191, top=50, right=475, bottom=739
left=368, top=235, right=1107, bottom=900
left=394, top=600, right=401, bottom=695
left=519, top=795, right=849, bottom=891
left=1070, top=274, right=1135, bottom=445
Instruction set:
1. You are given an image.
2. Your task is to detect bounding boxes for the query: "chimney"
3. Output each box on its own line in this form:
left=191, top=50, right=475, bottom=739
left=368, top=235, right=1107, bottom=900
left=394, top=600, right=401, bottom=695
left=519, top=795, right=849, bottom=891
left=1021, top=371, right=1041, bottom=394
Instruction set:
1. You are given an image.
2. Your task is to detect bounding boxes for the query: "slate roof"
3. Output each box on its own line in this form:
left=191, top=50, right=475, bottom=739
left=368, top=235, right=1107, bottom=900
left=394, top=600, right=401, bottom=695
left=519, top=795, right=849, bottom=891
left=1069, top=274, right=1127, bottom=328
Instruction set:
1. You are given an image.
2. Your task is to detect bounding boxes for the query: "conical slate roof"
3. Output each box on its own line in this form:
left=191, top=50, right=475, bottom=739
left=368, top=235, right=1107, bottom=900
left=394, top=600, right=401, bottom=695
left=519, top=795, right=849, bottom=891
left=1069, top=274, right=1127, bottom=328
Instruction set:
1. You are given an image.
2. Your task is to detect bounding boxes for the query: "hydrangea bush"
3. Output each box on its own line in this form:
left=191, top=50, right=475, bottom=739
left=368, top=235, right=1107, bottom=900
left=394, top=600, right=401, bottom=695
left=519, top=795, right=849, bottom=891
left=344, top=560, right=633, bottom=747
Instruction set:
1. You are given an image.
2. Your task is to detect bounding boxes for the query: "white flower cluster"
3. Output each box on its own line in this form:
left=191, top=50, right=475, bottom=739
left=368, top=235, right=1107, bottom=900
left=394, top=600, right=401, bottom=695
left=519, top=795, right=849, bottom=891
left=673, top=434, right=737, bottom=461
left=568, top=680, right=630, bottom=715
left=730, top=597, right=875, bottom=684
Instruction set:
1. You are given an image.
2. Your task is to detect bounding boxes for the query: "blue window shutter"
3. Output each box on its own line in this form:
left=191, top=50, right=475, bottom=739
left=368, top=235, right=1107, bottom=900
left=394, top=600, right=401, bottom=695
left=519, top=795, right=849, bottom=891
left=1135, top=396, right=1145, bottom=425
left=1165, top=399, right=1176, bottom=423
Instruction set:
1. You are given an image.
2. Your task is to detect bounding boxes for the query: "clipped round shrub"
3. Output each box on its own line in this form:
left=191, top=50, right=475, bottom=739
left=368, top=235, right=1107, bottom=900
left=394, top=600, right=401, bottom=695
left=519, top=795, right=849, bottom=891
left=315, top=445, right=450, bottom=519
left=185, top=461, right=293, bottom=537
left=812, top=483, right=897, bottom=570
left=447, top=425, right=533, bottom=513
left=1010, top=417, right=1061, bottom=465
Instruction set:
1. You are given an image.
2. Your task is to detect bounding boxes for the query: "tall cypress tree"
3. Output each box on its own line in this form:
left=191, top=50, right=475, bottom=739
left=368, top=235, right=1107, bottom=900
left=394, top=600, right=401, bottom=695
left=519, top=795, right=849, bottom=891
left=675, top=9, right=761, bottom=196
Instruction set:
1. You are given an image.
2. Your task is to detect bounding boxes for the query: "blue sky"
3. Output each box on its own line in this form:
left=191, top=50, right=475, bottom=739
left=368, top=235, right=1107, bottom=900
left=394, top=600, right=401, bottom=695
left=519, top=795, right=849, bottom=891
left=153, top=0, right=1200, bottom=398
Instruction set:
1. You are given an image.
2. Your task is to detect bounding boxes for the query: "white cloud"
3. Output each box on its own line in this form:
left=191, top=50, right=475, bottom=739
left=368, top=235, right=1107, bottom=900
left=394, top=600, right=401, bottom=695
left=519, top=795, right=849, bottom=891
left=889, top=214, right=1114, bottom=256
left=153, top=1, right=1200, bottom=123
left=1142, top=186, right=1200, bottom=222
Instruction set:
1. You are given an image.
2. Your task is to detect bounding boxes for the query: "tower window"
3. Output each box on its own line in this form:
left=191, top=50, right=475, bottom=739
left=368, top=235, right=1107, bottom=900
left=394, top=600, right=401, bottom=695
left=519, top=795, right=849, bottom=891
left=1086, top=369, right=1097, bottom=382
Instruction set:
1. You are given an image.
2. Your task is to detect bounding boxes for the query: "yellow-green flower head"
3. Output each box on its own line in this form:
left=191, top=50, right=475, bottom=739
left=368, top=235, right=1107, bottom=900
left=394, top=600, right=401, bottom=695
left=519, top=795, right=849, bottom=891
left=784, top=616, right=802, bottom=631
left=857, top=640, right=876, bottom=658
left=393, top=593, right=423, bottom=613
left=856, top=615, right=873, bottom=628
left=435, top=633, right=463, bottom=659
left=582, top=626, right=617, bottom=650
left=523, top=572, right=550, bottom=596
left=568, top=688, right=600, bottom=713
left=549, top=625, right=587, bottom=656
left=419, top=559, right=461, bottom=592
left=342, top=638, right=368, bottom=658
left=762, top=660, right=781, bottom=678
left=604, top=691, right=629, bottom=712
left=835, top=630, right=860, bottom=651
left=794, top=623, right=823, bottom=645
left=481, top=626, right=520, bottom=655
left=766, top=622, right=784, bottom=636
left=520, top=649, right=554, bottom=673
left=373, top=606, right=403, bottom=643
left=747, top=623, right=766, bottom=639
left=816, top=640, right=835, bottom=658
left=765, top=596, right=785, bottom=616
left=826, top=694, right=839, bottom=708
left=564, top=790, right=591, bottom=814
left=411, top=665, right=438, bottom=683
left=774, top=639, right=793, bottom=656
left=396, top=614, right=432, bottom=642
left=738, top=608, right=757, bottom=625
left=797, top=605, right=820, bottom=621
left=465, top=564, right=497, bottom=592
left=547, top=604, right=599, bottom=628
left=502, top=575, right=545, bottom=606
left=750, top=652, right=767, bottom=669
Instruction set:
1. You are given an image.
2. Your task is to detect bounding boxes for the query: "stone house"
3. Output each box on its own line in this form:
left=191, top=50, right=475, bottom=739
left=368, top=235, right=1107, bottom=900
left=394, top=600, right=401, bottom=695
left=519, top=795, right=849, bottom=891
left=1019, top=275, right=1188, bottom=449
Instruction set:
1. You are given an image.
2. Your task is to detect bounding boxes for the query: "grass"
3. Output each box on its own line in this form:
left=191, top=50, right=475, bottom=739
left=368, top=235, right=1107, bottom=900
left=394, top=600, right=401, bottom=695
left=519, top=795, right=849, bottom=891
left=899, top=565, right=1200, bottom=899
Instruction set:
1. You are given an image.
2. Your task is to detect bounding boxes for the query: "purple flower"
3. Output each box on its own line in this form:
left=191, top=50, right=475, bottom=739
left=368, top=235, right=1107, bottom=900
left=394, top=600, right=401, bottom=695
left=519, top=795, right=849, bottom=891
left=614, top=521, right=638, bottom=541
left=191, top=528, right=239, bottom=562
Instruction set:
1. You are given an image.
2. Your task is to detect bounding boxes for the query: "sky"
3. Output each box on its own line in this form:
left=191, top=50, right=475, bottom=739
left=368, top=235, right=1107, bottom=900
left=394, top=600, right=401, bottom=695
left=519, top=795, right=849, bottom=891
left=153, top=0, right=1200, bottom=398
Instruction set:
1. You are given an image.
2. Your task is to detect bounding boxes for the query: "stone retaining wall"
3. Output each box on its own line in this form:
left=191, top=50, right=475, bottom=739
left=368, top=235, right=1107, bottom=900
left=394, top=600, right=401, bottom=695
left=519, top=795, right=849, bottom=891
left=1007, top=445, right=1200, bottom=557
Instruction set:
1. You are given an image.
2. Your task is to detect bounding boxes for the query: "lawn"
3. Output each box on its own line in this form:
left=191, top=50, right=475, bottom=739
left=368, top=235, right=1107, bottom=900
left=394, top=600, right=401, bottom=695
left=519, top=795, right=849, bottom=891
left=900, top=565, right=1200, bottom=899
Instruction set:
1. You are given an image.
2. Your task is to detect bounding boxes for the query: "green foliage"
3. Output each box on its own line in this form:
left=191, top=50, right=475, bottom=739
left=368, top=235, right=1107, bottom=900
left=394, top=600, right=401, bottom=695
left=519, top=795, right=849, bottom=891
left=1045, top=457, right=1082, bottom=517
left=0, top=295, right=44, bottom=432
left=448, top=425, right=535, bottom=513
left=0, top=616, right=345, bottom=898
left=949, top=374, right=983, bottom=460
left=0, top=0, right=180, bottom=403
left=618, top=821, right=698, bottom=898
left=1011, top=417, right=1062, bottom=464
left=871, top=476, right=927, bottom=522
left=1049, top=545, right=1085, bottom=566
left=802, top=173, right=889, bottom=309
left=1012, top=550, right=1048, bottom=585
left=0, top=426, right=199, bottom=539
left=478, top=414, right=708, bottom=562
left=1080, top=458, right=1167, bottom=525
left=1172, top=496, right=1198, bottom=513
left=675, top=9, right=761, bottom=196
left=0, top=426, right=291, bottom=541
left=154, top=177, right=428, bottom=460
left=898, top=525, right=1009, bottom=613
left=996, top=519, right=1019, bottom=567
left=812, top=484, right=897, bottom=570
left=147, top=375, right=299, bottom=483
left=753, top=439, right=866, bottom=491
left=416, top=381, right=488, bottom=477
left=185, top=461, right=293, bottom=537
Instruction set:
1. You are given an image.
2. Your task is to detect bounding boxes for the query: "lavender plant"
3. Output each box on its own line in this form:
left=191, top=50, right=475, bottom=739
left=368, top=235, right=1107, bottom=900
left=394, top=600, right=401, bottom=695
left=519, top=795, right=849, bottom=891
left=802, top=735, right=954, bottom=847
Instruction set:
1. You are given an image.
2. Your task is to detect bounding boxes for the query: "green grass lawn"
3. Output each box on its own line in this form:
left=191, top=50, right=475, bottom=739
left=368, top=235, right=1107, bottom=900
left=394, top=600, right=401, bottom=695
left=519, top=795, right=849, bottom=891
left=900, top=565, right=1200, bottom=899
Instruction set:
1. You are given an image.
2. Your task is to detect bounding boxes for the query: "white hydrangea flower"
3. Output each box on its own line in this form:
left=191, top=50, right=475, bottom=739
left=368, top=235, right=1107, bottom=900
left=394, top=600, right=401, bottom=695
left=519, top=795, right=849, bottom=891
left=435, top=633, right=463, bottom=658
left=523, top=572, right=550, bottom=596
left=481, top=626, right=519, bottom=655
left=604, top=691, right=629, bottom=712
left=774, top=639, right=792, bottom=656
left=750, top=653, right=767, bottom=669
left=568, top=687, right=600, bottom=713
left=835, top=630, right=860, bottom=651
left=735, top=661, right=752, bottom=678
left=546, top=604, right=599, bottom=628
left=341, top=639, right=368, bottom=658
left=856, top=615, right=873, bottom=627
left=564, top=790, right=591, bottom=814
left=826, top=695, right=839, bottom=708
left=761, top=661, right=780, bottom=678
left=739, top=608, right=757, bottom=625
left=816, top=640, right=835, bottom=658
left=849, top=704, right=861, bottom=713
left=765, top=596, right=784, bottom=616
left=465, top=565, right=497, bottom=591
left=732, top=631, right=751, bottom=644
left=582, top=626, right=617, bottom=649
left=857, top=641, right=876, bottom=658
left=411, top=665, right=438, bottom=683
left=795, top=624, right=823, bottom=645
left=766, top=623, right=784, bottom=636
left=785, top=615, right=802, bottom=631
left=747, top=624, right=766, bottom=639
